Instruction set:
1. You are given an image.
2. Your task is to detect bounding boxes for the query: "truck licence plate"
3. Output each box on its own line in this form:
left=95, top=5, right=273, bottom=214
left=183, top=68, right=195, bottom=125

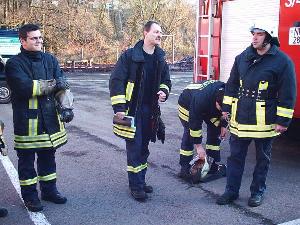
left=289, top=27, right=300, bottom=45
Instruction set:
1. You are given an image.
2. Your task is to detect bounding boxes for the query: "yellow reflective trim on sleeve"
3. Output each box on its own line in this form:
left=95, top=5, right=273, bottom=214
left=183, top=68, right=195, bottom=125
left=210, top=118, right=220, bottom=127
left=125, top=82, right=134, bottom=101
left=258, top=81, right=269, bottom=90
left=180, top=149, right=194, bottom=156
left=32, top=80, right=40, bottom=96
left=190, top=129, right=202, bottom=138
left=159, top=84, right=170, bottom=93
left=256, top=101, right=266, bottom=125
left=223, top=96, right=233, bottom=105
left=276, top=107, right=294, bottom=119
left=38, top=173, right=57, bottom=181
left=19, top=177, right=38, bottom=186
left=111, top=95, right=126, bottom=105
left=127, top=163, right=148, bottom=173
left=206, top=144, right=220, bottom=151
left=178, top=105, right=189, bottom=122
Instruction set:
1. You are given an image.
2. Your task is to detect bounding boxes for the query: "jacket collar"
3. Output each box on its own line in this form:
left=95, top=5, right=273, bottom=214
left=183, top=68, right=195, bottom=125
left=245, top=44, right=278, bottom=61
left=132, top=40, right=166, bottom=62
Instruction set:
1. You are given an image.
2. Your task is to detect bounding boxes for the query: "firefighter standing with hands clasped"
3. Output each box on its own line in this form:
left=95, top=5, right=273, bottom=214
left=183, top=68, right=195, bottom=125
left=216, top=20, right=296, bottom=207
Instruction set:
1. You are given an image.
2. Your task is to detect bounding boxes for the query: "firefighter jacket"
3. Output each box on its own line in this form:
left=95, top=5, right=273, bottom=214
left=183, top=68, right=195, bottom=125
left=223, top=45, right=296, bottom=138
left=178, top=80, right=226, bottom=144
left=109, top=40, right=171, bottom=140
left=5, top=48, right=67, bottom=151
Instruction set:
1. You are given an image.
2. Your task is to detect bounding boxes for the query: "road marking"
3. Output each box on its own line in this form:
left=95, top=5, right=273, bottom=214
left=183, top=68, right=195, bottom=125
left=278, top=219, right=300, bottom=225
left=0, top=155, right=51, bottom=225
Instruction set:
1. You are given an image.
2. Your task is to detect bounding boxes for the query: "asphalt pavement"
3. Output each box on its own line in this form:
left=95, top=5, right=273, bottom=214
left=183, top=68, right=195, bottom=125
left=0, top=72, right=299, bottom=225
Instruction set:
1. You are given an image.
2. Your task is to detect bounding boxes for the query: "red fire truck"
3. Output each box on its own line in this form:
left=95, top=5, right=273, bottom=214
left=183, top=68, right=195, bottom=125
left=194, top=0, right=300, bottom=139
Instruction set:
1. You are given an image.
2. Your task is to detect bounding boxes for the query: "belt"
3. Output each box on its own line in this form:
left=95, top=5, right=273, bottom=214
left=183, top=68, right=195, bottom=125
left=238, top=87, right=278, bottom=100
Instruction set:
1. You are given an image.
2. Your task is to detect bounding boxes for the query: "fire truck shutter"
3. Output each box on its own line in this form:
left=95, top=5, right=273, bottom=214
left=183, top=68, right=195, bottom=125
left=219, top=0, right=280, bottom=82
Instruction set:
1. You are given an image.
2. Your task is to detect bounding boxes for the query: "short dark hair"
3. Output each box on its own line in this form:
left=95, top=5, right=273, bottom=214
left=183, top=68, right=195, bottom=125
left=19, top=24, right=40, bottom=39
left=143, top=21, right=160, bottom=32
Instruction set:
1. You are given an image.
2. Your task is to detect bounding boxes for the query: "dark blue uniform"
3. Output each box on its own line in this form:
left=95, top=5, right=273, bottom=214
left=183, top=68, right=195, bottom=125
left=223, top=44, right=296, bottom=197
left=178, top=80, right=226, bottom=172
left=5, top=48, right=68, bottom=201
left=109, top=40, right=171, bottom=192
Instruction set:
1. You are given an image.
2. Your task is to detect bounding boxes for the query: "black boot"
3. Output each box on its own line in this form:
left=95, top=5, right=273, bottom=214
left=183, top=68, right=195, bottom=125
left=0, top=208, right=8, bottom=217
left=216, top=192, right=238, bottom=205
left=178, top=167, right=192, bottom=182
left=248, top=194, right=264, bottom=207
left=143, top=184, right=153, bottom=193
left=41, top=191, right=67, bottom=204
left=24, top=198, right=43, bottom=212
left=130, top=189, right=148, bottom=202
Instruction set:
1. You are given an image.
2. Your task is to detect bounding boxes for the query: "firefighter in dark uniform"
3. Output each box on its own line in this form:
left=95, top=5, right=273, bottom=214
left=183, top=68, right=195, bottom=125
left=178, top=80, right=227, bottom=181
left=5, top=24, right=74, bottom=212
left=109, top=21, right=171, bottom=202
left=216, top=21, right=296, bottom=207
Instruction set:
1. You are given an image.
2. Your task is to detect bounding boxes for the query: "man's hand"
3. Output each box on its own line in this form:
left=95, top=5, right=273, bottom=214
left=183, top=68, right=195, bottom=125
left=195, top=144, right=206, bottom=160
left=220, top=127, right=227, bottom=140
left=275, top=124, right=287, bottom=133
left=39, top=79, right=57, bottom=95
left=157, top=91, right=166, bottom=102
left=115, top=112, right=125, bottom=120
left=222, top=112, right=230, bottom=121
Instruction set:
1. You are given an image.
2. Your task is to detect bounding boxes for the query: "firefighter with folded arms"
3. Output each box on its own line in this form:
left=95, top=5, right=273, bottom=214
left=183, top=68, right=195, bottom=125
left=5, top=24, right=74, bottom=212
left=178, top=80, right=227, bottom=182
left=216, top=20, right=296, bottom=207
left=0, top=120, right=8, bottom=218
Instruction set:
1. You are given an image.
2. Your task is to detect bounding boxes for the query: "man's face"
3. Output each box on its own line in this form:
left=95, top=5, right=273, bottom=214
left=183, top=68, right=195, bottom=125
left=20, top=30, right=43, bottom=51
left=251, top=31, right=267, bottom=49
left=144, top=23, right=162, bottom=46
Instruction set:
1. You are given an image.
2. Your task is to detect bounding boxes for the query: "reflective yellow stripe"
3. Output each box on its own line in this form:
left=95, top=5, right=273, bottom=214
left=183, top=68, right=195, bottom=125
left=127, top=163, right=148, bottom=173
left=258, top=81, right=268, bottom=90
left=159, top=84, right=170, bottom=93
left=15, top=141, right=53, bottom=149
left=230, top=126, right=279, bottom=138
left=39, top=173, right=57, bottom=181
left=178, top=111, right=189, bottom=122
left=190, top=129, right=202, bottom=138
left=29, top=97, right=38, bottom=109
left=230, top=98, right=238, bottom=123
left=57, top=113, right=64, bottom=131
left=186, top=80, right=217, bottom=90
left=277, top=106, right=294, bottom=119
left=256, top=101, right=266, bottom=125
left=15, top=134, right=50, bottom=142
left=32, top=80, right=40, bottom=96
left=111, top=95, right=126, bottom=105
left=180, top=149, right=193, bottom=156
left=178, top=105, right=189, bottom=116
left=52, top=134, right=67, bottom=148
left=178, top=105, right=189, bottom=122
left=210, top=118, right=220, bottom=127
left=230, top=121, right=275, bottom=131
left=125, top=82, right=134, bottom=101
left=206, top=144, right=220, bottom=151
left=223, top=96, right=233, bottom=105
left=19, top=177, right=38, bottom=186
left=113, top=124, right=136, bottom=139
left=50, top=130, right=67, bottom=140
left=28, top=119, right=38, bottom=136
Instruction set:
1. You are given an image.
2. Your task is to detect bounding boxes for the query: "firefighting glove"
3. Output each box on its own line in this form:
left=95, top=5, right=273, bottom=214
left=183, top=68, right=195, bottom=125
left=0, top=120, right=7, bottom=156
left=55, top=89, right=74, bottom=123
left=157, top=117, right=165, bottom=144
left=39, top=79, right=57, bottom=95
left=55, top=77, right=70, bottom=92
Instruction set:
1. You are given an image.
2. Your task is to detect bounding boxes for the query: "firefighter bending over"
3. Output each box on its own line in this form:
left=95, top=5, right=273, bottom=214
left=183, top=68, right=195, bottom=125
left=5, top=24, right=74, bottom=212
left=216, top=20, right=296, bottom=207
left=178, top=80, right=227, bottom=183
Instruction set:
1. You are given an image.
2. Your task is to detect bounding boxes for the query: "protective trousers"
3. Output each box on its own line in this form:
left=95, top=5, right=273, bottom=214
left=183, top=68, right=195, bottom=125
left=17, top=149, right=57, bottom=201
left=126, top=105, right=151, bottom=191
left=179, top=118, right=221, bottom=171
left=225, top=136, right=274, bottom=196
